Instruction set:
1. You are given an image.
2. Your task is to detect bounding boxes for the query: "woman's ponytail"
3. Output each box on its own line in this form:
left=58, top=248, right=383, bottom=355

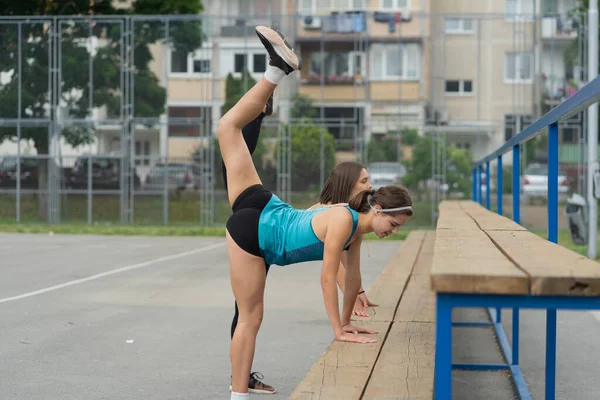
left=349, top=189, right=373, bottom=213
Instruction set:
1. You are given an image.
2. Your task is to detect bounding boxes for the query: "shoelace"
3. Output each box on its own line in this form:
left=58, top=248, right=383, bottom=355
left=250, top=372, right=265, bottom=382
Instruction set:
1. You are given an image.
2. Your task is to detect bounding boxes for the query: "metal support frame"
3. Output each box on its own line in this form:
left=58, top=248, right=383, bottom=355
left=435, top=293, right=600, bottom=400
left=466, top=68, right=600, bottom=400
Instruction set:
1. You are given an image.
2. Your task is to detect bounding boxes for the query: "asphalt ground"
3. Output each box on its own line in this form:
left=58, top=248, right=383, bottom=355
left=1, top=233, right=599, bottom=399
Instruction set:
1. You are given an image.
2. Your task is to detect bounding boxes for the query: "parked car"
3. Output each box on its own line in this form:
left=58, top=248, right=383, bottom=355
left=522, top=163, right=569, bottom=204
left=0, top=157, right=39, bottom=188
left=68, top=156, right=141, bottom=190
left=143, top=162, right=208, bottom=192
left=367, top=162, right=407, bottom=189
left=480, top=171, right=495, bottom=194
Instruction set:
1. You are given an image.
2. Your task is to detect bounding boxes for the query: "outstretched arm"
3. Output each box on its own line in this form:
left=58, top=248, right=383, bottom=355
left=336, top=252, right=375, bottom=317
left=321, top=210, right=376, bottom=344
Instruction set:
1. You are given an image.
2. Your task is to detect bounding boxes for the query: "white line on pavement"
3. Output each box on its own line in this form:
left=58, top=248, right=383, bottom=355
left=0, top=241, right=225, bottom=304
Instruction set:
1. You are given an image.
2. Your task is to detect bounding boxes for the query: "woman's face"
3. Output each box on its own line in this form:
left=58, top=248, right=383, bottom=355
left=349, top=168, right=371, bottom=200
left=371, top=210, right=410, bottom=238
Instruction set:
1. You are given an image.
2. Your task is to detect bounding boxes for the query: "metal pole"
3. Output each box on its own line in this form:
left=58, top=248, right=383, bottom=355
left=17, top=22, right=22, bottom=223
left=486, top=160, right=491, bottom=210
left=548, top=123, right=559, bottom=244
left=472, top=168, right=477, bottom=201
left=478, top=164, right=483, bottom=205
left=587, top=0, right=598, bottom=259
left=513, top=144, right=521, bottom=224
left=497, top=155, right=503, bottom=215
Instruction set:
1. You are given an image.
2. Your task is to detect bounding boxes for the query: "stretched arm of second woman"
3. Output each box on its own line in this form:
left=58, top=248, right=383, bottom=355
left=321, top=209, right=377, bottom=344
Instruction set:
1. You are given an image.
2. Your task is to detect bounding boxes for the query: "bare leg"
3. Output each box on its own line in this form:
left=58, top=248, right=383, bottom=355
left=222, top=112, right=266, bottom=193
left=227, top=232, right=268, bottom=394
left=218, top=79, right=277, bottom=207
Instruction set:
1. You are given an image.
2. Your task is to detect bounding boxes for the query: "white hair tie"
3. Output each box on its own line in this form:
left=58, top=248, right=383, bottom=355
left=370, top=204, right=412, bottom=213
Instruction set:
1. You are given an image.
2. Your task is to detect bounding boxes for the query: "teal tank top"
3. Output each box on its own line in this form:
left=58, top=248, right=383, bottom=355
left=258, top=195, right=359, bottom=266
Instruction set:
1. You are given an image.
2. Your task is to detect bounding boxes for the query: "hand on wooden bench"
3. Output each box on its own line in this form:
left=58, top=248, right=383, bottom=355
left=353, top=292, right=379, bottom=317
left=335, top=323, right=379, bottom=344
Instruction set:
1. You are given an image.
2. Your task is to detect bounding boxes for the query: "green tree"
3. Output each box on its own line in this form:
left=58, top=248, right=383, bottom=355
left=278, top=118, right=335, bottom=191
left=221, top=70, right=257, bottom=116
left=0, top=0, right=204, bottom=216
left=290, top=93, right=318, bottom=119
left=368, top=136, right=399, bottom=162
left=402, top=128, right=418, bottom=146
left=402, top=135, right=473, bottom=199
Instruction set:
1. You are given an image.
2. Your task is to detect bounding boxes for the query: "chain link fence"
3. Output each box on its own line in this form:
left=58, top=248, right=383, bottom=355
left=0, top=11, right=589, bottom=229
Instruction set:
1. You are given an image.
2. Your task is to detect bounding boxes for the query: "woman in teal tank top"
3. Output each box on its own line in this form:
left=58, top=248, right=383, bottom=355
left=219, top=26, right=414, bottom=399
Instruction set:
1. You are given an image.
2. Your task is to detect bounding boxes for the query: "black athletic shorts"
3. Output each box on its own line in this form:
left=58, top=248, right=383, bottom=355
left=226, top=184, right=272, bottom=258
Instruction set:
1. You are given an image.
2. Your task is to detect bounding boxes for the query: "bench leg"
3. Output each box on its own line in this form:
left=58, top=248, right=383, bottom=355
left=512, top=308, right=520, bottom=365
left=545, top=309, right=557, bottom=400
left=435, top=294, right=453, bottom=400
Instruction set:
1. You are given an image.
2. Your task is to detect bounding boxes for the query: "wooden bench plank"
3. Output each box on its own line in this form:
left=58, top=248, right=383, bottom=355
left=436, top=206, right=480, bottom=231
left=361, top=322, right=435, bottom=399
left=356, top=231, right=426, bottom=323
left=397, top=232, right=436, bottom=323
left=292, top=231, right=430, bottom=399
left=487, top=230, right=600, bottom=295
left=289, top=321, right=390, bottom=400
left=431, top=229, right=529, bottom=294
left=460, top=200, right=527, bottom=231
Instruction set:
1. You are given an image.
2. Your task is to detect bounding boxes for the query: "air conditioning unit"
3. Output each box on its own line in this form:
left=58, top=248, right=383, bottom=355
left=302, top=15, right=322, bottom=30
left=434, top=109, right=449, bottom=125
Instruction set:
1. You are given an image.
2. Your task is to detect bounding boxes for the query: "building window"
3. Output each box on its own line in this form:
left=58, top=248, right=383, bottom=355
left=299, top=0, right=366, bottom=13
left=504, top=114, right=533, bottom=141
left=253, top=54, right=266, bottom=73
left=380, top=0, right=409, bottom=10
left=168, top=106, right=213, bottom=138
left=231, top=52, right=268, bottom=75
left=193, top=59, right=211, bottom=73
left=445, top=80, right=473, bottom=95
left=169, top=46, right=212, bottom=76
left=171, top=51, right=188, bottom=73
left=505, top=52, right=533, bottom=83
left=370, top=44, right=419, bottom=80
left=562, top=126, right=579, bottom=144
left=234, top=54, right=247, bottom=73
left=505, top=0, right=534, bottom=20
left=308, top=51, right=364, bottom=83
left=135, top=140, right=151, bottom=166
left=444, top=18, right=474, bottom=34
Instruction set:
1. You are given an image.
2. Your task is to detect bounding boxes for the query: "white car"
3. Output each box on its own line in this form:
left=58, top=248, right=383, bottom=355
left=367, top=162, right=407, bottom=189
left=522, top=163, right=569, bottom=204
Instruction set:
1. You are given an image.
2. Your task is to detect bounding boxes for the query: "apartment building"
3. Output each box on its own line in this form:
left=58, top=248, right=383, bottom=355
left=293, top=0, right=430, bottom=145
left=429, top=0, right=582, bottom=163
left=39, top=0, right=582, bottom=169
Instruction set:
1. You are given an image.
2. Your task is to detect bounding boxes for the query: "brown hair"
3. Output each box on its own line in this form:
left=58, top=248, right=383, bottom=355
left=348, top=185, right=413, bottom=216
left=319, top=161, right=366, bottom=204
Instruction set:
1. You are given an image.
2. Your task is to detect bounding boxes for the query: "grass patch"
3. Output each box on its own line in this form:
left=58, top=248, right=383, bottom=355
left=531, top=229, right=600, bottom=260
left=0, top=222, right=226, bottom=237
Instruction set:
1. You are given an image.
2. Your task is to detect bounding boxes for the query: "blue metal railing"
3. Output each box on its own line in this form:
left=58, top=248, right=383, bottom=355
left=474, top=75, right=600, bottom=240
left=467, top=75, right=600, bottom=400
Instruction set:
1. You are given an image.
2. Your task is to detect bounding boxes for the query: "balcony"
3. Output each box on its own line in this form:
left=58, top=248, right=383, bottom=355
left=542, top=75, right=580, bottom=105
left=541, top=15, right=578, bottom=40
left=302, top=73, right=363, bottom=85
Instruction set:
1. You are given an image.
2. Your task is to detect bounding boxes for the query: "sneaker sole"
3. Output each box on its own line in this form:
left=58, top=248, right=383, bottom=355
left=255, top=26, right=301, bottom=71
left=229, top=385, right=277, bottom=395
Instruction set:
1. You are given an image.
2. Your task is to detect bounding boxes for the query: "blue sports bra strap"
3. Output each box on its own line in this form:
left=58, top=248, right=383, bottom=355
left=343, top=206, right=359, bottom=247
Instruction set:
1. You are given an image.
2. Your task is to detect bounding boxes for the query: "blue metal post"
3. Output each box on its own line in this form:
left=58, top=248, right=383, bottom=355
left=512, top=145, right=521, bottom=224
left=434, top=294, right=453, bottom=400
left=486, top=160, right=491, bottom=210
left=472, top=168, right=477, bottom=201
left=546, top=309, right=557, bottom=400
left=512, top=308, right=520, bottom=365
left=478, top=164, right=483, bottom=205
left=548, top=123, right=559, bottom=244
left=497, top=156, right=503, bottom=215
